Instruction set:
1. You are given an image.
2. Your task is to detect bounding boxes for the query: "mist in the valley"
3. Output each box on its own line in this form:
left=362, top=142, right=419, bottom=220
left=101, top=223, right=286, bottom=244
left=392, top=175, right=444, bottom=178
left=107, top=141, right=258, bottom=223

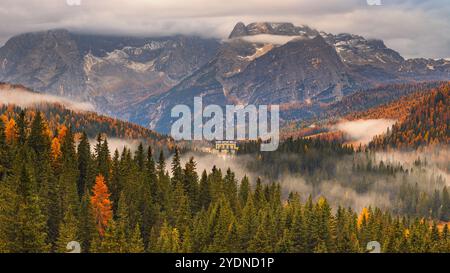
left=86, top=121, right=448, bottom=213
left=0, top=88, right=95, bottom=112
left=88, top=138, right=144, bottom=154
left=172, top=148, right=449, bottom=212
left=332, top=119, right=396, bottom=146
left=374, top=147, right=450, bottom=187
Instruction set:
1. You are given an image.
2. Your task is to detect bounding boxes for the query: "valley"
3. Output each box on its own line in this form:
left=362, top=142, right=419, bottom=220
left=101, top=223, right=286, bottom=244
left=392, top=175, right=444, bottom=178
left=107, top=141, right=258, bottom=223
left=1, top=22, right=449, bottom=133
left=0, top=17, right=449, bottom=254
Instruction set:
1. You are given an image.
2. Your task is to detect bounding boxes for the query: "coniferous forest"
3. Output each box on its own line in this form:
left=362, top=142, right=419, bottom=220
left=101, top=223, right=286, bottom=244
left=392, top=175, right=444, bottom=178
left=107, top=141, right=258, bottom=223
left=2, top=0, right=450, bottom=260
left=0, top=108, right=449, bottom=253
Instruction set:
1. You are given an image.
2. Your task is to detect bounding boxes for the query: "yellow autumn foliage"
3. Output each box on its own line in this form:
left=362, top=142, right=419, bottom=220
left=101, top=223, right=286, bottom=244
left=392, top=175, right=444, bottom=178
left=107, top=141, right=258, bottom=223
left=5, top=118, right=17, bottom=144
left=357, top=207, right=370, bottom=228
left=51, top=137, right=62, bottom=161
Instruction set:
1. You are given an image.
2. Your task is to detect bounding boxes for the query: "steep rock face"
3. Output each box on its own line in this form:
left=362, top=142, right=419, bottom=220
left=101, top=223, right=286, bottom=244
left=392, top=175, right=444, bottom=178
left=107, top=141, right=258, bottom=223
left=127, top=23, right=450, bottom=133
left=322, top=33, right=404, bottom=69
left=228, top=22, right=248, bottom=39
left=132, top=35, right=358, bottom=133
left=1, top=22, right=449, bottom=134
left=0, top=30, right=221, bottom=116
left=0, top=29, right=87, bottom=98
left=80, top=35, right=220, bottom=116
left=322, top=32, right=450, bottom=82
left=399, top=58, right=450, bottom=80
left=224, top=35, right=354, bottom=104
left=229, top=22, right=319, bottom=38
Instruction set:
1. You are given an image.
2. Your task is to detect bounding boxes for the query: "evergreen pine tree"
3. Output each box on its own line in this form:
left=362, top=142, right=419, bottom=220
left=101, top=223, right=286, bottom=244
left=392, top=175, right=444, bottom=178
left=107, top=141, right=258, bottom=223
left=77, top=132, right=92, bottom=198
left=134, top=143, right=145, bottom=172
left=183, top=157, right=199, bottom=212
left=171, top=147, right=183, bottom=186
left=441, top=187, right=450, bottom=221
left=78, top=193, right=97, bottom=253
left=56, top=206, right=78, bottom=253
left=198, top=170, right=211, bottom=210
left=239, top=175, right=250, bottom=207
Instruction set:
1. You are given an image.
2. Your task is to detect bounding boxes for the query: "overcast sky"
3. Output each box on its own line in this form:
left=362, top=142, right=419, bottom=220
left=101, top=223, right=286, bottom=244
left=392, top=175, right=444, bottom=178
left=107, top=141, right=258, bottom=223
left=0, top=0, right=449, bottom=59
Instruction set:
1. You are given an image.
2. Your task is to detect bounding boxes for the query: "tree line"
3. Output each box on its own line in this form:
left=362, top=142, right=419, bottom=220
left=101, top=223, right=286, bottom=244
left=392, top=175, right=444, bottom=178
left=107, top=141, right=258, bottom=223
left=0, top=111, right=449, bottom=253
left=370, top=83, right=449, bottom=149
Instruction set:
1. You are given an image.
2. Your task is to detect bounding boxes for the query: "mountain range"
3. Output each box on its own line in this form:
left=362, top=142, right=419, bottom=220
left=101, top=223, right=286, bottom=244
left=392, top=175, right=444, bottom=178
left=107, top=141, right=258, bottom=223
left=1, top=22, right=449, bottom=133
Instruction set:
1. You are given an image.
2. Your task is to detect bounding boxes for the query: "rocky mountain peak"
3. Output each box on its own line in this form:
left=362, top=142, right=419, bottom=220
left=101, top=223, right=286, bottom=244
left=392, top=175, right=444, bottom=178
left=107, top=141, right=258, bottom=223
left=228, top=22, right=248, bottom=39
left=1, top=24, right=449, bottom=134
left=228, top=22, right=319, bottom=39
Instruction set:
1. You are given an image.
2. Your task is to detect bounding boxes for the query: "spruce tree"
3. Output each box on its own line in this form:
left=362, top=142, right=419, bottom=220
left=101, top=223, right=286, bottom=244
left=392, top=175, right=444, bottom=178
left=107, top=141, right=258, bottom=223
left=56, top=206, right=78, bottom=253
left=78, top=193, right=97, bottom=253
left=12, top=165, right=49, bottom=252
left=28, top=112, right=50, bottom=157
left=110, top=149, right=122, bottom=214
left=171, top=147, right=183, bottom=186
left=248, top=210, right=274, bottom=253
left=254, top=178, right=264, bottom=209
left=59, top=127, right=80, bottom=219
left=183, top=157, right=199, bottom=212
left=134, top=143, right=145, bottom=172
left=441, top=187, right=450, bottom=221
left=128, top=224, right=145, bottom=253
left=198, top=170, right=211, bottom=210
left=16, top=110, right=27, bottom=145
left=157, top=150, right=166, bottom=179
left=237, top=194, right=258, bottom=251
left=239, top=176, right=250, bottom=207
left=208, top=197, right=236, bottom=252
left=146, top=146, right=158, bottom=201
left=77, top=132, right=92, bottom=198
left=224, top=168, right=238, bottom=212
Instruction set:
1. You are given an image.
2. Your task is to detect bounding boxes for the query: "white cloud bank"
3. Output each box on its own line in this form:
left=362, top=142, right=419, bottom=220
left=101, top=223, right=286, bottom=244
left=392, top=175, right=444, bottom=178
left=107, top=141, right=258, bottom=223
left=236, top=34, right=308, bottom=45
left=0, top=0, right=449, bottom=58
left=0, top=88, right=95, bottom=112
left=332, top=119, right=396, bottom=145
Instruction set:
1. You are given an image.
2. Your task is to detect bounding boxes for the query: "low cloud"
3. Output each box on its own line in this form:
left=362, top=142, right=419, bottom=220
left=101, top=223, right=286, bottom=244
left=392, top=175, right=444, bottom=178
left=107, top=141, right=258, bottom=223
left=88, top=138, right=144, bottom=153
left=279, top=176, right=392, bottom=211
left=0, top=87, right=95, bottom=112
left=374, top=147, right=450, bottom=187
left=332, top=119, right=396, bottom=145
left=234, top=34, right=308, bottom=45
left=172, top=152, right=392, bottom=211
left=168, top=152, right=258, bottom=183
left=169, top=145, right=448, bottom=212
left=0, top=1, right=449, bottom=58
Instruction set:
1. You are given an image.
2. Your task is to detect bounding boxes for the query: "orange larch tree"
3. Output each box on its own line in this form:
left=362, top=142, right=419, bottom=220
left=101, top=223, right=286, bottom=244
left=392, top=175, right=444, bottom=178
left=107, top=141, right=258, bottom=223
left=5, top=118, right=17, bottom=144
left=51, top=137, right=62, bottom=161
left=91, top=174, right=113, bottom=236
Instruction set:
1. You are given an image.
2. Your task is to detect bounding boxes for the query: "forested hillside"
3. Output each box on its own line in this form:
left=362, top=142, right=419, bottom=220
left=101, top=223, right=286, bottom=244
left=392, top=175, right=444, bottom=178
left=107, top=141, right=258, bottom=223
left=1, top=111, right=449, bottom=253
left=0, top=90, right=175, bottom=160
left=281, top=82, right=446, bottom=140
left=0, top=105, right=172, bottom=144
left=322, top=82, right=445, bottom=120
left=370, top=83, right=449, bottom=149
left=0, top=82, right=171, bottom=138
left=345, top=91, right=428, bottom=122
